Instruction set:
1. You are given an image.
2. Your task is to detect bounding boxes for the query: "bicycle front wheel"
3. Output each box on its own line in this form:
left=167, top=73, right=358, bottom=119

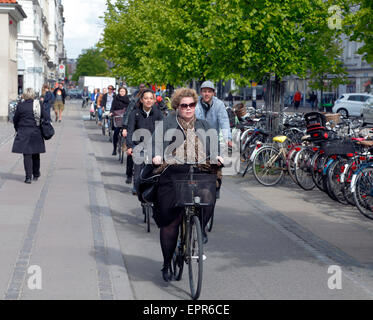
left=188, top=215, right=203, bottom=300
left=253, top=146, right=285, bottom=186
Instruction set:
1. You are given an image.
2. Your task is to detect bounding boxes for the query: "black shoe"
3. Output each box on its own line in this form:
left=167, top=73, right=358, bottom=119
left=125, top=177, right=132, bottom=184
left=132, top=187, right=137, bottom=195
left=161, top=264, right=172, bottom=282
left=202, top=230, right=208, bottom=244
left=112, top=150, right=117, bottom=156
left=24, top=178, right=32, bottom=184
left=33, top=176, right=38, bottom=181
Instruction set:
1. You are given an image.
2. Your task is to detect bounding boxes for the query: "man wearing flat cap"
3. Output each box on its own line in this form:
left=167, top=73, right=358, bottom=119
left=196, top=80, right=232, bottom=148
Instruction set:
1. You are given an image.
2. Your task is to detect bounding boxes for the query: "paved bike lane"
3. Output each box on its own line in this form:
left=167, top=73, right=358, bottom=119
left=0, top=103, right=132, bottom=299
left=85, top=110, right=373, bottom=299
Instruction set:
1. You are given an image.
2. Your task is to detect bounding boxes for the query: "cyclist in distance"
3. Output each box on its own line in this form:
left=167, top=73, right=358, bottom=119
left=110, top=86, right=130, bottom=156
left=152, top=88, right=223, bottom=282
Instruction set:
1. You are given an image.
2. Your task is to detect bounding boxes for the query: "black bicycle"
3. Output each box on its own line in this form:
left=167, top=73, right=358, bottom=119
left=170, top=158, right=218, bottom=300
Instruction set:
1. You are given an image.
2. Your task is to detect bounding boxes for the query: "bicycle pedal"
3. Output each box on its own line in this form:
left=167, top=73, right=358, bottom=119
left=203, top=254, right=207, bottom=261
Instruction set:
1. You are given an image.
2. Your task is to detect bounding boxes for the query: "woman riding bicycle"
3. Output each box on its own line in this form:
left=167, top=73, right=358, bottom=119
left=151, top=88, right=223, bottom=282
left=126, top=88, right=163, bottom=194
left=110, top=86, right=130, bottom=156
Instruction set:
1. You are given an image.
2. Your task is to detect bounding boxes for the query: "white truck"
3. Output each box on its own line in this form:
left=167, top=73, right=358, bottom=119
left=78, top=76, right=116, bottom=93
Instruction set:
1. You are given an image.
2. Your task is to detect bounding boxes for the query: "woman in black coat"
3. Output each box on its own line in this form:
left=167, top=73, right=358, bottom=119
left=151, top=88, right=223, bottom=282
left=12, top=88, right=50, bottom=184
left=40, top=84, right=54, bottom=120
left=110, top=86, right=130, bottom=156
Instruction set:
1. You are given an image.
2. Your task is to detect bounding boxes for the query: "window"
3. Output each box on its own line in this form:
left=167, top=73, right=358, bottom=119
left=360, top=96, right=371, bottom=102
left=347, top=95, right=359, bottom=101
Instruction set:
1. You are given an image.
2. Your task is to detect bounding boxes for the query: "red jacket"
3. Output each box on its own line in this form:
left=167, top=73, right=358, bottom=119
left=293, top=92, right=302, bottom=102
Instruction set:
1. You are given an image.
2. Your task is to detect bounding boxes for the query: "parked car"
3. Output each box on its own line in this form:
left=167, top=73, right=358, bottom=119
left=66, top=89, right=83, bottom=100
left=360, top=97, right=373, bottom=125
left=332, top=93, right=373, bottom=117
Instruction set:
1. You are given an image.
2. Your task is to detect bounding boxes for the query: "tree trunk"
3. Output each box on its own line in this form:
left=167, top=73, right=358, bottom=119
left=265, top=75, right=285, bottom=134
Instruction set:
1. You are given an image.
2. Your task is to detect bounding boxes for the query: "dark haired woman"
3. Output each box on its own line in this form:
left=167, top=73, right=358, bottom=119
left=126, top=89, right=163, bottom=194
left=110, top=87, right=130, bottom=156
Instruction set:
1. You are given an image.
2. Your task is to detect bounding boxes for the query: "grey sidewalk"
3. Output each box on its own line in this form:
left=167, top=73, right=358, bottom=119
left=0, top=104, right=133, bottom=300
left=0, top=121, right=15, bottom=148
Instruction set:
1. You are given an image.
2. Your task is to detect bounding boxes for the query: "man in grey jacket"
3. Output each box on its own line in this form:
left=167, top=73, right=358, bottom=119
left=195, top=80, right=232, bottom=244
left=196, top=80, right=232, bottom=148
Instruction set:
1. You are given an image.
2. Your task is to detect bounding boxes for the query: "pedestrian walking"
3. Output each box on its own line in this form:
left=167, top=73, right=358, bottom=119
left=53, top=83, right=66, bottom=122
left=228, top=91, right=234, bottom=108
left=293, top=90, right=302, bottom=111
left=110, top=86, right=130, bottom=156
left=310, top=91, right=317, bottom=110
left=12, top=88, right=50, bottom=184
left=126, top=89, right=163, bottom=195
left=40, top=84, right=54, bottom=121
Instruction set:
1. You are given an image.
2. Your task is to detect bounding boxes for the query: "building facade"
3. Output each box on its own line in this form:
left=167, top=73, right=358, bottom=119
left=0, top=0, right=26, bottom=121
left=17, top=0, right=65, bottom=96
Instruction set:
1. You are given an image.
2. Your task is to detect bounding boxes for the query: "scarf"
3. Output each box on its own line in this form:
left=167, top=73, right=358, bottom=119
left=154, top=114, right=216, bottom=174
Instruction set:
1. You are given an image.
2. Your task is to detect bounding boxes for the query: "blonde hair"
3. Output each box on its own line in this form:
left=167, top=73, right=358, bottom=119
left=171, top=88, right=198, bottom=110
left=22, top=88, right=36, bottom=100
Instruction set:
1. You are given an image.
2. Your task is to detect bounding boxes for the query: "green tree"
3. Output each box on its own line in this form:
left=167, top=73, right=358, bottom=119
left=72, top=48, right=109, bottom=81
left=347, top=0, right=373, bottom=63
left=99, top=0, right=353, bottom=98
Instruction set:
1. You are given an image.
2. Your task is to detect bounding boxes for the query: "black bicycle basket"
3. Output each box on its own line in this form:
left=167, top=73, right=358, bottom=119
left=173, top=173, right=217, bottom=207
left=321, top=139, right=357, bottom=156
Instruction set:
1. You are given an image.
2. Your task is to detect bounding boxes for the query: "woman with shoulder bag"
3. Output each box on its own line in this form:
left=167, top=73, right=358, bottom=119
left=110, top=87, right=130, bottom=156
left=12, top=88, right=51, bottom=184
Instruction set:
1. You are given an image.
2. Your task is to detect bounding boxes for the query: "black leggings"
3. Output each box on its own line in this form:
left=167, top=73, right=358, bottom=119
left=112, top=127, right=121, bottom=151
left=23, top=154, right=40, bottom=178
left=160, top=206, right=213, bottom=266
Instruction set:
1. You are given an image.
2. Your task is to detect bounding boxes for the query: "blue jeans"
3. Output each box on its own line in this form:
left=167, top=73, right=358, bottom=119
left=98, top=108, right=103, bottom=121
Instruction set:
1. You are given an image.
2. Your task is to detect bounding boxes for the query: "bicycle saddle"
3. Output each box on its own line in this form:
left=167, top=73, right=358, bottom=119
left=273, top=136, right=287, bottom=143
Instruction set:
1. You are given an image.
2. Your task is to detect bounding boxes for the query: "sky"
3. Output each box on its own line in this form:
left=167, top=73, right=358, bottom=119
left=63, top=0, right=108, bottom=59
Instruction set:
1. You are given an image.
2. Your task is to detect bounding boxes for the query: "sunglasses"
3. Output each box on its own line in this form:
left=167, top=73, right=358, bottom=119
left=179, top=102, right=196, bottom=109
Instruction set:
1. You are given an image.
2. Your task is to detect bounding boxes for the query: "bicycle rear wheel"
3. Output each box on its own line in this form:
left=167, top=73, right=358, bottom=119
left=188, top=215, right=203, bottom=300
left=294, top=148, right=315, bottom=190
left=311, top=152, right=327, bottom=192
left=287, top=147, right=300, bottom=185
left=252, top=146, right=285, bottom=186
left=353, top=167, right=373, bottom=220
left=327, top=158, right=349, bottom=204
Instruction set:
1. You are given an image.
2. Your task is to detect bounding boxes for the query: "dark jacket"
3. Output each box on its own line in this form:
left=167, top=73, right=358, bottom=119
left=12, top=99, right=49, bottom=154
left=53, top=87, right=66, bottom=104
left=122, top=97, right=139, bottom=129
left=110, top=94, right=130, bottom=112
left=101, top=92, right=116, bottom=111
left=126, top=105, right=163, bottom=150
left=42, top=91, right=54, bottom=111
